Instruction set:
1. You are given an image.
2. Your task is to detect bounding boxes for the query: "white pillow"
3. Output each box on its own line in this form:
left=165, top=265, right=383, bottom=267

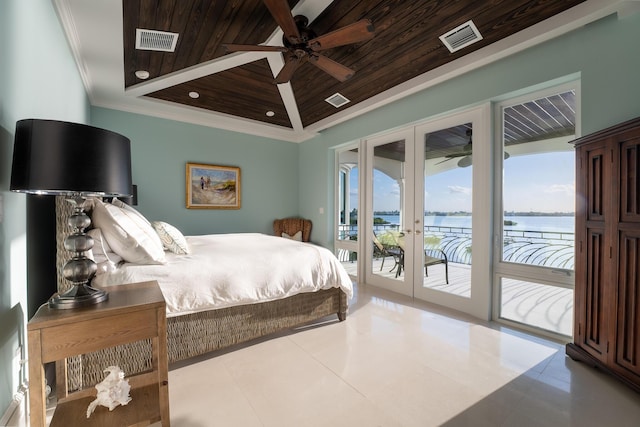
left=87, top=228, right=123, bottom=265
left=91, top=200, right=166, bottom=265
left=110, top=198, right=165, bottom=251
left=282, top=230, right=303, bottom=241
left=152, top=221, right=190, bottom=255
left=112, top=198, right=151, bottom=225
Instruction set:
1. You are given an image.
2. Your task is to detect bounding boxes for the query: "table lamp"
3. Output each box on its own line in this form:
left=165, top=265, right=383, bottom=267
left=10, top=119, right=132, bottom=309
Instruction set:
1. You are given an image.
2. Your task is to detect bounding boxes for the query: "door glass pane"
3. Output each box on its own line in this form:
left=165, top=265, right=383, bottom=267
left=337, top=148, right=358, bottom=279
left=336, top=249, right=358, bottom=276
left=422, top=124, right=473, bottom=297
left=372, top=141, right=404, bottom=282
left=338, top=149, right=358, bottom=241
left=501, top=91, right=576, bottom=270
left=499, top=277, right=573, bottom=336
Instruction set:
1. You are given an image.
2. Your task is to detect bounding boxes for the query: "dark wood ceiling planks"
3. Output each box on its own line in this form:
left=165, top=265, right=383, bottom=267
left=123, top=0, right=585, bottom=130
left=147, top=59, right=292, bottom=127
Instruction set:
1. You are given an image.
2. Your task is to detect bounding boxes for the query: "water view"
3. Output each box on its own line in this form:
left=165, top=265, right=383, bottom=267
left=341, top=213, right=575, bottom=269
left=375, top=214, right=574, bottom=233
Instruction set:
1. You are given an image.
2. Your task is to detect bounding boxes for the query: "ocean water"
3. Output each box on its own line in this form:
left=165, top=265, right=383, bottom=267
left=375, top=214, right=574, bottom=233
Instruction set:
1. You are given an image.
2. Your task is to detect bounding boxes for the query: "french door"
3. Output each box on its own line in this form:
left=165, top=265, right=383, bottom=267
left=363, top=107, right=491, bottom=316
left=364, top=128, right=417, bottom=297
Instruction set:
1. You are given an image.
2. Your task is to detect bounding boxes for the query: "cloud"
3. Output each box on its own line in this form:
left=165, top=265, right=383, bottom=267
left=448, top=185, right=471, bottom=195
left=545, top=183, right=575, bottom=195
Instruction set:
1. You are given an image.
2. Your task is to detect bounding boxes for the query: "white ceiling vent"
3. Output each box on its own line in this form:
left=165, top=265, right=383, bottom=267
left=136, top=29, right=179, bottom=52
left=325, top=93, right=350, bottom=108
left=439, top=20, right=483, bottom=53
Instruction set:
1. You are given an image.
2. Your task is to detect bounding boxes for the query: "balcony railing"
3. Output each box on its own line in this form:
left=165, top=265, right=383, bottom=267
left=338, top=224, right=574, bottom=269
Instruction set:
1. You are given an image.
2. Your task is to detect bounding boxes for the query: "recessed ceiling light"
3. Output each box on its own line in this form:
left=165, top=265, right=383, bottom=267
left=189, top=91, right=200, bottom=99
left=266, top=111, right=275, bottom=117
left=135, top=70, right=150, bottom=79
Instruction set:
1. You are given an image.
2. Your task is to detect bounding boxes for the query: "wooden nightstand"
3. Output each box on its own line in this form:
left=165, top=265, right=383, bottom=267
left=27, top=281, right=170, bottom=426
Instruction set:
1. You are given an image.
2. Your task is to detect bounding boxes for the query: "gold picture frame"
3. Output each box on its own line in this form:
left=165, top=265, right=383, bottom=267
left=186, top=163, right=241, bottom=209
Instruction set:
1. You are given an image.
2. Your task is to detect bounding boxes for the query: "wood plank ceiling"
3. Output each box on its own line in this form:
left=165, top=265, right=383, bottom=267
left=373, top=89, right=577, bottom=163
left=123, top=0, right=585, bottom=132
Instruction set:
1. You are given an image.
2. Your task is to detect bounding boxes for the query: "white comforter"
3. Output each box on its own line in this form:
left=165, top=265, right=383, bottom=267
left=93, top=233, right=353, bottom=317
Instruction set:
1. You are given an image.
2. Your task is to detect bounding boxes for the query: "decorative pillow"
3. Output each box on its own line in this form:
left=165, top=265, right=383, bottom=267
left=91, top=199, right=166, bottom=265
left=151, top=221, right=190, bottom=255
left=282, top=230, right=303, bottom=241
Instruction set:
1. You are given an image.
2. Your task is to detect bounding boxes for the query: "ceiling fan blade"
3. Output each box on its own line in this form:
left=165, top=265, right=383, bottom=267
left=223, top=44, right=288, bottom=53
left=457, top=156, right=473, bottom=168
left=435, top=157, right=455, bottom=165
left=274, top=56, right=304, bottom=84
left=263, top=0, right=301, bottom=44
left=309, top=54, right=355, bottom=82
left=309, top=19, right=374, bottom=51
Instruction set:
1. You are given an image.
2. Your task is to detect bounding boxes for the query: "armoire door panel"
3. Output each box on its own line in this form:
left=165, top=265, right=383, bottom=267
left=586, top=147, right=606, bottom=222
left=583, top=227, right=607, bottom=358
left=620, top=138, right=640, bottom=223
left=615, top=229, right=640, bottom=378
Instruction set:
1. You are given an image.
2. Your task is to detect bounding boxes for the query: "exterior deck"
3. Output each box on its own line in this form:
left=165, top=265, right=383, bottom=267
left=340, top=258, right=573, bottom=337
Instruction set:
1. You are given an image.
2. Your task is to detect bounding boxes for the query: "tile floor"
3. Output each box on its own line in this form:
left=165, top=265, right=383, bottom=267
left=8, top=283, right=640, bottom=426
left=166, top=283, right=640, bottom=426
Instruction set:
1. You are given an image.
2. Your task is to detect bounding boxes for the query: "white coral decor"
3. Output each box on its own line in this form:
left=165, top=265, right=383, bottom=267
left=86, top=366, right=132, bottom=418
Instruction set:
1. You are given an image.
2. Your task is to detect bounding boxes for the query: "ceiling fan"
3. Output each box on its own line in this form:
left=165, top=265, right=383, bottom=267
left=223, top=0, right=375, bottom=84
left=437, top=129, right=510, bottom=168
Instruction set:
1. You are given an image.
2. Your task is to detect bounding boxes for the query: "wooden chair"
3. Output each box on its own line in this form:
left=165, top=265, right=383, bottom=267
left=273, top=217, right=312, bottom=242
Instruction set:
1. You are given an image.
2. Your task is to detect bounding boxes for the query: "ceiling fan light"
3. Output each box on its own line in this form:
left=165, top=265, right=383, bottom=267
left=135, top=70, right=150, bottom=79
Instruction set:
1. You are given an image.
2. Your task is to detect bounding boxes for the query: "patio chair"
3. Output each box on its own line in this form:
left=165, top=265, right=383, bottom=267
left=273, top=217, right=312, bottom=242
left=394, top=236, right=449, bottom=283
left=424, top=249, right=449, bottom=284
left=373, top=232, right=401, bottom=272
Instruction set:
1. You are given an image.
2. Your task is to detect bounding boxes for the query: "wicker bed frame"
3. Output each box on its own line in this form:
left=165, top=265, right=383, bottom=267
left=55, top=197, right=348, bottom=392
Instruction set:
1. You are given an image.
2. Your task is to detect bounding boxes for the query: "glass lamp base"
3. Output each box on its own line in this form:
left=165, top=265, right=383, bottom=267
left=48, top=284, right=108, bottom=309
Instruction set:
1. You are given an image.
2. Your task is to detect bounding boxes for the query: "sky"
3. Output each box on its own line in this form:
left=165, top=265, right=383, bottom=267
left=353, top=151, right=575, bottom=213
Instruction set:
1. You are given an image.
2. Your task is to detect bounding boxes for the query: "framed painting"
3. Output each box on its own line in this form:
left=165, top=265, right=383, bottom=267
left=186, top=163, right=241, bottom=209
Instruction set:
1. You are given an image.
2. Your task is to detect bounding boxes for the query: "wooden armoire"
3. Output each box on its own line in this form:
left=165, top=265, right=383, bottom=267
left=566, top=116, right=640, bottom=393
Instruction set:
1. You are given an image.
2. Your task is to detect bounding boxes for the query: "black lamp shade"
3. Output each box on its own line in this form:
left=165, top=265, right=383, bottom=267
left=10, top=119, right=133, bottom=197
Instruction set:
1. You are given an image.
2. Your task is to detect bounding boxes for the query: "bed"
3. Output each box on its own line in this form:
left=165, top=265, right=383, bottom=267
left=55, top=197, right=352, bottom=392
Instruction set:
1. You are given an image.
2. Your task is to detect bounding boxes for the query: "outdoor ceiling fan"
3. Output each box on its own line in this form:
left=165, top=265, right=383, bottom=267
left=438, top=129, right=510, bottom=168
left=222, top=0, right=375, bottom=84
